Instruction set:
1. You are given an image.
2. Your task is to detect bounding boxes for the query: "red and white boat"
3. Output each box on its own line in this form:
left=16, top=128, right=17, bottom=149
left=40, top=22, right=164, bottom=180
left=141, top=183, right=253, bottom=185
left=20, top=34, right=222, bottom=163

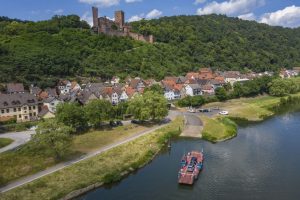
left=178, top=151, right=204, bottom=185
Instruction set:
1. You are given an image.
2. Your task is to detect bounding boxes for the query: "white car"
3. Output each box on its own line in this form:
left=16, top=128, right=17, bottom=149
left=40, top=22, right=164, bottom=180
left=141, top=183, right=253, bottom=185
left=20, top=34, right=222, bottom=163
left=188, top=109, right=196, bottom=113
left=219, top=111, right=229, bottom=115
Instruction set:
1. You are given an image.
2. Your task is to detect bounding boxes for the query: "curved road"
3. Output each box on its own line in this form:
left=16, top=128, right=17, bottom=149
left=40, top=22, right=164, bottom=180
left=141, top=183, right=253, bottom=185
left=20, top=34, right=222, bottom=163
left=0, top=131, right=35, bottom=154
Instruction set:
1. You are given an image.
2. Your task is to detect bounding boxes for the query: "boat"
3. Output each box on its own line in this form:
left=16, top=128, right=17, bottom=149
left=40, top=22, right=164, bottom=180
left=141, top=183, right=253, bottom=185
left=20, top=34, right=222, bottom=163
left=178, top=151, right=204, bottom=185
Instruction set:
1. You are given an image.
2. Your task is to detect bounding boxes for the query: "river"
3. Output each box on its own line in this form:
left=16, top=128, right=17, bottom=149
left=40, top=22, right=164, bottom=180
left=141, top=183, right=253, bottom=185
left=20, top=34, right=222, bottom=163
left=78, top=111, right=300, bottom=200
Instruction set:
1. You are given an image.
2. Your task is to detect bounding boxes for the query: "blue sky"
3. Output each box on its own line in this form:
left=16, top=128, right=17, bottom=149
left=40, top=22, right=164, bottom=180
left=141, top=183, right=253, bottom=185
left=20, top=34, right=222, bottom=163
left=1, top=0, right=300, bottom=27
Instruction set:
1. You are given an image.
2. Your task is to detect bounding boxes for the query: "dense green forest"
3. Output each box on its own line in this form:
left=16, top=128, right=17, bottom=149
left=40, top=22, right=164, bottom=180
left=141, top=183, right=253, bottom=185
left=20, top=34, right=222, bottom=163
left=0, top=14, right=300, bottom=87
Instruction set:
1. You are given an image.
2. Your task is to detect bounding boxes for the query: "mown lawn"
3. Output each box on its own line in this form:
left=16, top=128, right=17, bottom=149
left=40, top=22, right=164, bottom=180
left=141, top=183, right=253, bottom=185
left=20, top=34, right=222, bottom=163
left=73, top=124, right=152, bottom=153
left=201, top=116, right=237, bottom=143
left=0, top=117, right=184, bottom=200
left=203, top=93, right=300, bottom=121
left=0, top=138, right=13, bottom=148
left=0, top=124, right=151, bottom=187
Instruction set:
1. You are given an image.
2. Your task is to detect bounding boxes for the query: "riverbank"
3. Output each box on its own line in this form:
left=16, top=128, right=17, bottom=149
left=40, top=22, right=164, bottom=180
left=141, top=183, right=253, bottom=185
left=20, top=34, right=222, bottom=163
left=0, top=124, right=152, bottom=187
left=0, top=117, right=184, bottom=200
left=201, top=116, right=237, bottom=143
left=199, top=93, right=300, bottom=143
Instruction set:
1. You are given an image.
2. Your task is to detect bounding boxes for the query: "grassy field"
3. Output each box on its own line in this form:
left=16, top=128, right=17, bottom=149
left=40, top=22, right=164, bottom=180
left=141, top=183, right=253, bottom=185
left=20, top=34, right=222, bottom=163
left=73, top=124, right=154, bottom=153
left=0, top=117, right=184, bottom=200
left=0, top=138, right=13, bottom=148
left=203, top=93, right=300, bottom=121
left=0, top=124, right=151, bottom=186
left=201, top=116, right=237, bottom=143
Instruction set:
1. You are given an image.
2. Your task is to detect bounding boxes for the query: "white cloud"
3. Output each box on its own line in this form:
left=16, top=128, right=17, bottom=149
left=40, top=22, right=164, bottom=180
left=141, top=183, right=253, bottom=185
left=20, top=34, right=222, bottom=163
left=79, top=0, right=120, bottom=7
left=128, top=15, right=144, bottom=22
left=53, top=9, right=64, bottom=15
left=260, top=5, right=300, bottom=28
left=125, top=0, right=142, bottom=3
left=197, top=0, right=265, bottom=16
left=194, top=0, right=206, bottom=5
left=238, top=12, right=256, bottom=21
left=146, top=9, right=163, bottom=19
left=81, top=11, right=93, bottom=26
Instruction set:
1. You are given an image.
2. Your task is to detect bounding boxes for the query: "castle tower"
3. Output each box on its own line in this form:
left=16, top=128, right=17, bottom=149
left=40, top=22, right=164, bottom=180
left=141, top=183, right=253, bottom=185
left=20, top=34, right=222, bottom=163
left=115, top=10, right=125, bottom=29
left=92, top=7, right=99, bottom=28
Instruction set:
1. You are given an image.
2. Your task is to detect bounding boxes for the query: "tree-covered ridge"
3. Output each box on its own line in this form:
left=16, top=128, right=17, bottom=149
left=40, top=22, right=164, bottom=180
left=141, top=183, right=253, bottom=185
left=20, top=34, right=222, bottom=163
left=131, top=15, right=300, bottom=71
left=0, top=14, right=300, bottom=87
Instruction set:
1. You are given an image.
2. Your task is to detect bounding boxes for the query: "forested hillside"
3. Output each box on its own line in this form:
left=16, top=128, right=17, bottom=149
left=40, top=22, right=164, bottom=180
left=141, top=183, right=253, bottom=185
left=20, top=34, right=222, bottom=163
left=0, top=14, right=300, bottom=87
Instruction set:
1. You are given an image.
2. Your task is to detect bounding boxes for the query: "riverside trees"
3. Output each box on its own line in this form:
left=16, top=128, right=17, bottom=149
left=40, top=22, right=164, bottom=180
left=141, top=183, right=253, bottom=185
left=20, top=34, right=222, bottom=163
left=55, top=92, right=168, bottom=131
left=30, top=120, right=74, bottom=160
left=127, top=91, right=169, bottom=121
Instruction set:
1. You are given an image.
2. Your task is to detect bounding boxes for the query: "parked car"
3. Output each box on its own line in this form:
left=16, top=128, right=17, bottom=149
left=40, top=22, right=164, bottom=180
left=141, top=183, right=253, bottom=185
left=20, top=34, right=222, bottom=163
left=212, top=107, right=220, bottom=110
left=116, top=121, right=123, bottom=126
left=219, top=111, right=229, bottom=115
left=199, top=108, right=211, bottom=113
left=131, top=120, right=143, bottom=124
left=160, top=118, right=171, bottom=124
left=110, top=121, right=118, bottom=127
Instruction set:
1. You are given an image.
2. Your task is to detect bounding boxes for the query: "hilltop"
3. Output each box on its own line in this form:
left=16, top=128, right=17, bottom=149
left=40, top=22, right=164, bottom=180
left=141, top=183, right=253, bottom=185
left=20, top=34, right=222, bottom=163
left=0, top=14, right=300, bottom=87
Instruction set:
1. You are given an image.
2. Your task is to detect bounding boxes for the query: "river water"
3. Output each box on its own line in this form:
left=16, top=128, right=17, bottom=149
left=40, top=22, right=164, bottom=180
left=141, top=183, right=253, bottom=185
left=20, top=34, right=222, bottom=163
left=79, top=111, right=300, bottom=200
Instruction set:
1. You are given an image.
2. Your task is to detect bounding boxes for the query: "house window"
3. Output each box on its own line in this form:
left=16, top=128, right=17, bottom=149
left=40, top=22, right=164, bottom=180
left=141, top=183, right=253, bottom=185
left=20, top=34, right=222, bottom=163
left=23, top=107, right=27, bottom=110
left=19, top=114, right=21, bottom=118
left=33, top=106, right=36, bottom=109
left=29, top=113, right=32, bottom=117
left=14, top=108, right=17, bottom=112
left=29, top=106, right=31, bottom=110
left=25, top=116, right=28, bottom=120
left=6, top=109, right=9, bottom=113
left=33, top=112, right=36, bottom=116
left=1, top=110, right=4, bottom=114
left=18, top=108, right=21, bottom=111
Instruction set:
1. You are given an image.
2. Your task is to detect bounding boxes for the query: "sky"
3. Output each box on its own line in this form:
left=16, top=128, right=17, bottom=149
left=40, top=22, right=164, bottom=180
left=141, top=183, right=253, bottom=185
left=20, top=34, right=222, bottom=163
left=0, top=0, right=300, bottom=28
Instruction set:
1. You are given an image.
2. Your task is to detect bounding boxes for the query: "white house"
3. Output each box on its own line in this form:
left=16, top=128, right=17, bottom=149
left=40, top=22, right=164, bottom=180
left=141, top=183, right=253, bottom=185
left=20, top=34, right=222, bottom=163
left=43, top=97, right=63, bottom=113
left=184, top=84, right=202, bottom=96
left=57, top=80, right=72, bottom=94
left=111, top=76, right=120, bottom=85
left=164, top=90, right=175, bottom=101
left=111, top=92, right=119, bottom=105
left=119, top=91, right=129, bottom=102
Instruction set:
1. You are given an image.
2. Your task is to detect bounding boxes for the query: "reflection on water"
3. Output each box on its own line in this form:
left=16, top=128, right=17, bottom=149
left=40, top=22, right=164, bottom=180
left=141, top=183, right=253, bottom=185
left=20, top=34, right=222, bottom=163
left=79, top=112, right=300, bottom=200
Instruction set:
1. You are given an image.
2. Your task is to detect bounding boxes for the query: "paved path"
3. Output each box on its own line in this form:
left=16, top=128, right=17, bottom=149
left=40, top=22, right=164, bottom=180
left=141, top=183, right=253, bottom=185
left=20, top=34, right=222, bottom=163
left=180, top=113, right=203, bottom=138
left=0, top=123, right=170, bottom=193
left=0, top=131, right=35, bottom=154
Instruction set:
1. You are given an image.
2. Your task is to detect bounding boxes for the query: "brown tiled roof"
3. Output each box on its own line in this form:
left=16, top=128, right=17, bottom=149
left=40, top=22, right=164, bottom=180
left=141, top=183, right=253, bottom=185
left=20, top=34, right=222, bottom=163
left=6, top=83, right=25, bottom=93
left=201, top=84, right=213, bottom=90
left=38, top=105, right=52, bottom=117
left=125, top=87, right=136, bottom=97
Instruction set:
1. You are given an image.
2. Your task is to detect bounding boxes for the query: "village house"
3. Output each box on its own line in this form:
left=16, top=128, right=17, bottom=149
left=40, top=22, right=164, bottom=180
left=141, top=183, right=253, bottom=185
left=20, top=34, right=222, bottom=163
left=223, top=71, right=241, bottom=85
left=128, top=78, right=146, bottom=92
left=29, top=85, right=42, bottom=97
left=43, top=97, right=63, bottom=113
left=184, top=84, right=203, bottom=96
left=0, top=93, right=39, bottom=123
left=199, top=68, right=214, bottom=80
left=38, top=105, right=55, bottom=119
left=111, top=76, right=120, bottom=85
left=6, top=83, right=25, bottom=94
left=201, top=84, right=215, bottom=95
left=57, top=80, right=72, bottom=94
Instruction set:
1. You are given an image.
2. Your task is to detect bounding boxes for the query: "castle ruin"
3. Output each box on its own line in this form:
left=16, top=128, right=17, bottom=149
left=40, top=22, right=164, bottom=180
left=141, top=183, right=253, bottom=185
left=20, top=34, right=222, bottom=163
left=92, top=7, right=154, bottom=43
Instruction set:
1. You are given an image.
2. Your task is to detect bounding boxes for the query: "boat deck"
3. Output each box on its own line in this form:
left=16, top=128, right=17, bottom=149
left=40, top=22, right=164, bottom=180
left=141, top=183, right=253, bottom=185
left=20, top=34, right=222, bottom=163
left=178, top=151, right=203, bottom=185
